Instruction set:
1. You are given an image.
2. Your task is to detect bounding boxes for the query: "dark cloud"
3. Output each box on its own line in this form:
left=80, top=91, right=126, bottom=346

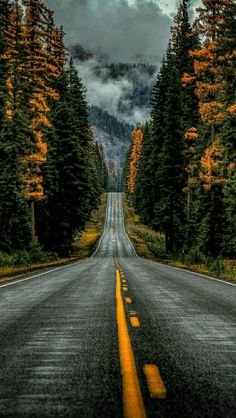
left=44, top=0, right=172, bottom=63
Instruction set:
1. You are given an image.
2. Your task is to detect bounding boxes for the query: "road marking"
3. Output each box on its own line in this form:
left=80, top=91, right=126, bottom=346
left=0, top=259, right=88, bottom=289
left=123, top=287, right=128, bottom=291
left=130, top=317, right=140, bottom=327
left=116, top=269, right=147, bottom=418
left=126, top=298, right=132, bottom=304
left=143, top=364, right=167, bottom=399
left=0, top=194, right=112, bottom=289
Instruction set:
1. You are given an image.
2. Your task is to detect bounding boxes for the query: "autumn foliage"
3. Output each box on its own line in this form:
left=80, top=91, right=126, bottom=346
left=127, top=129, right=143, bottom=193
left=126, top=0, right=236, bottom=258
left=0, top=0, right=107, bottom=254
left=184, top=0, right=235, bottom=190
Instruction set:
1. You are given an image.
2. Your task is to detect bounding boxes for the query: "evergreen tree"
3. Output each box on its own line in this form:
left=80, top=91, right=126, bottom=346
left=134, top=122, right=154, bottom=224
left=152, top=46, right=185, bottom=252
left=38, top=61, right=106, bottom=255
left=0, top=0, right=11, bottom=127
left=0, top=0, right=32, bottom=251
left=0, top=112, right=31, bottom=252
left=150, top=1, right=195, bottom=252
left=127, top=128, right=143, bottom=194
left=0, top=0, right=106, bottom=256
left=185, top=0, right=234, bottom=256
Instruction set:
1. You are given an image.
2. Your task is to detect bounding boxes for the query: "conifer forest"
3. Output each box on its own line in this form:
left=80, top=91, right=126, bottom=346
left=0, top=1, right=236, bottom=418
left=0, top=0, right=235, bottom=264
left=0, top=0, right=107, bottom=257
left=125, top=0, right=236, bottom=260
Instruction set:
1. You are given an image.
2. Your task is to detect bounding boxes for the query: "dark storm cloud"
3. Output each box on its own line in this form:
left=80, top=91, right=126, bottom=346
left=44, top=0, right=172, bottom=63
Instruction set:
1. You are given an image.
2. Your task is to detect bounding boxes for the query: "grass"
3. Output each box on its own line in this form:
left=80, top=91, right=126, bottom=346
left=123, top=196, right=236, bottom=282
left=73, top=193, right=107, bottom=258
left=0, top=193, right=107, bottom=282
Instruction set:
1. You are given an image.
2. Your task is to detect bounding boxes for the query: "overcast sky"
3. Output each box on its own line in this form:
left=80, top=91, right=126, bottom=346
left=43, top=0, right=201, bottom=124
left=44, top=0, right=200, bottom=63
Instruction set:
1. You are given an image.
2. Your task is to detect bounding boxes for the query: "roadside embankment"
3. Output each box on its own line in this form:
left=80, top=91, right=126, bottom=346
left=0, top=193, right=107, bottom=282
left=123, top=196, right=236, bottom=282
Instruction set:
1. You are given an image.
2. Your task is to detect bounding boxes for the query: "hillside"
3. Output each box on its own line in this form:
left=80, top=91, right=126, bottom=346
left=71, top=44, right=157, bottom=178
left=89, top=106, right=134, bottom=185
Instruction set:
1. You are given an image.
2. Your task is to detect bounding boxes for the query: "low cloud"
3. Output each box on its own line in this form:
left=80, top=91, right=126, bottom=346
left=76, top=57, right=156, bottom=125
left=44, top=0, right=172, bottom=63
left=77, top=58, right=133, bottom=115
left=43, top=0, right=200, bottom=124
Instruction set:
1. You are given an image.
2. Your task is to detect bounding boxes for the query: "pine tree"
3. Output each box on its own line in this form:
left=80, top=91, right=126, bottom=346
left=150, top=1, right=195, bottom=252
left=186, top=0, right=234, bottom=255
left=38, top=60, right=105, bottom=255
left=0, top=0, right=32, bottom=251
left=127, top=128, right=143, bottom=194
left=134, top=122, right=154, bottom=224
left=153, top=46, right=185, bottom=252
left=0, top=0, right=11, bottom=126
left=220, top=1, right=236, bottom=256
left=22, top=0, right=60, bottom=240
left=0, top=0, right=106, bottom=256
left=0, top=112, right=31, bottom=252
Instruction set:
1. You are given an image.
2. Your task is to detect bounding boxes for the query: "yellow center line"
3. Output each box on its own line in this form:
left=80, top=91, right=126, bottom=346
left=115, top=257, right=120, bottom=270
left=130, top=316, right=140, bottom=327
left=129, top=316, right=140, bottom=328
left=143, top=364, right=167, bottom=399
left=116, top=269, right=147, bottom=418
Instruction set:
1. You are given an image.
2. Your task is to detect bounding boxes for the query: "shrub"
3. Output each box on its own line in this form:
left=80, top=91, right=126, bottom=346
left=0, top=243, right=57, bottom=268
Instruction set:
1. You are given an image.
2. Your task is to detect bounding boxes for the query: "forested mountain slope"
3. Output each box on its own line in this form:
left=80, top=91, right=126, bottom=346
left=71, top=44, right=156, bottom=177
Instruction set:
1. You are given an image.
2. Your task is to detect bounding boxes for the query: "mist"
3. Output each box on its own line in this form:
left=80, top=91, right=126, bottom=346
left=44, top=0, right=173, bottom=63
left=75, top=57, right=155, bottom=125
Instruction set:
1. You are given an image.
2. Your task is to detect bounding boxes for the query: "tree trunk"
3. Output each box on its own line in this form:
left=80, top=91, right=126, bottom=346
left=31, top=200, right=36, bottom=242
left=211, top=123, right=215, bottom=144
left=169, top=194, right=174, bottom=253
left=186, top=187, right=191, bottom=249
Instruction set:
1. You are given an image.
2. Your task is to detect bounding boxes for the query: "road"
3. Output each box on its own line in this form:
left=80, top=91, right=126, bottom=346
left=0, top=193, right=235, bottom=418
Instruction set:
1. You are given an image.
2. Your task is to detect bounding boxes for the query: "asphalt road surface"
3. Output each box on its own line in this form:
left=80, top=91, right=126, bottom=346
left=0, top=193, right=235, bottom=418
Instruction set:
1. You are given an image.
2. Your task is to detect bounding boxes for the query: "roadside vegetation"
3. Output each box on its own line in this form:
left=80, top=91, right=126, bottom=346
left=124, top=197, right=236, bottom=282
left=73, top=193, right=107, bottom=258
left=0, top=194, right=107, bottom=281
left=123, top=1, right=235, bottom=279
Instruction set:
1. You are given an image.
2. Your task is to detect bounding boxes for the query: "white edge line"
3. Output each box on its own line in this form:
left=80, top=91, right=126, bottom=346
left=121, top=194, right=236, bottom=288
left=0, top=259, right=88, bottom=289
left=0, top=194, right=110, bottom=290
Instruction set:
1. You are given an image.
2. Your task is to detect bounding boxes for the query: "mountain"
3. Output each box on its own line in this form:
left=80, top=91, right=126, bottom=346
left=71, top=44, right=157, bottom=186
left=89, top=106, right=134, bottom=190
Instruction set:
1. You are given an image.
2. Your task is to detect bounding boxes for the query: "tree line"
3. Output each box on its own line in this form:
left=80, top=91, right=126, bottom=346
left=125, top=0, right=236, bottom=260
left=89, top=105, right=134, bottom=143
left=0, top=0, right=107, bottom=256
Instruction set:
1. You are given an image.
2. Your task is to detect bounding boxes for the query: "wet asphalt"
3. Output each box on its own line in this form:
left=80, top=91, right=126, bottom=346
left=0, top=193, right=235, bottom=418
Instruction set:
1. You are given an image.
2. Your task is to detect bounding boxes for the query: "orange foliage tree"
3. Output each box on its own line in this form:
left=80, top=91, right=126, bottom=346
left=1, top=0, right=66, bottom=241
left=22, top=0, right=58, bottom=201
left=128, top=129, right=143, bottom=194
left=183, top=0, right=234, bottom=190
left=20, top=0, right=65, bottom=239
